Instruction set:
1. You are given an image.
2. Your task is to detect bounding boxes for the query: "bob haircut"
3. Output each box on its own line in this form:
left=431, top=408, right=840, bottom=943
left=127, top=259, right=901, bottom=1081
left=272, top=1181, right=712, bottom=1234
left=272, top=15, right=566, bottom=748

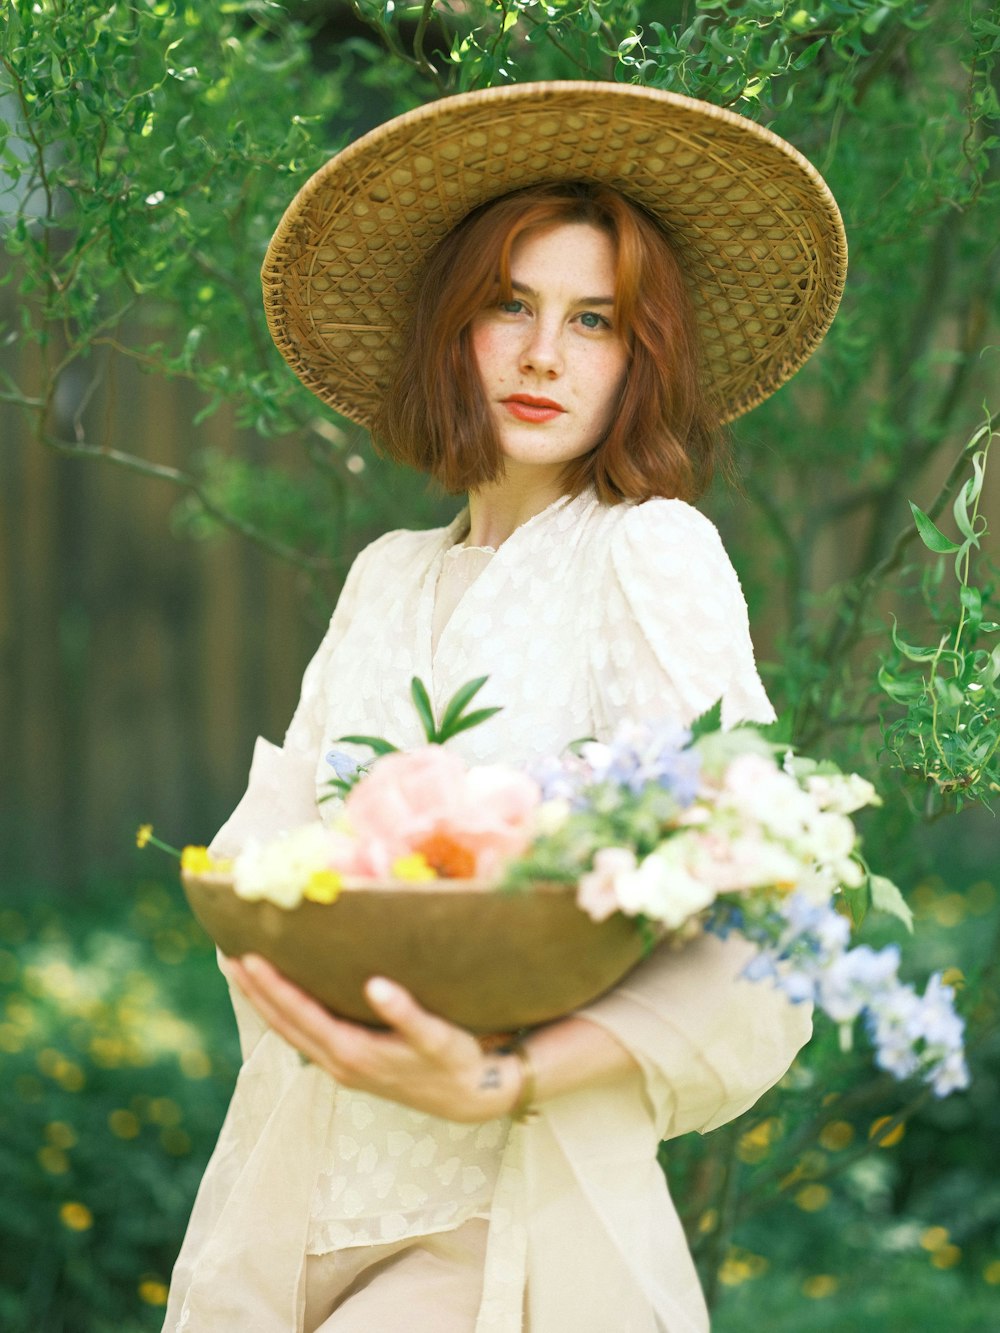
left=373, top=181, right=722, bottom=504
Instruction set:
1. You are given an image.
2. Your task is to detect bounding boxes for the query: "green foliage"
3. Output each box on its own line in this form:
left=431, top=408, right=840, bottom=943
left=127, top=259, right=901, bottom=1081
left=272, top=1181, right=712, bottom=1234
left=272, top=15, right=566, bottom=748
left=878, top=420, right=999, bottom=813
left=3, top=2, right=1000, bottom=1322
left=335, top=675, right=503, bottom=767
left=687, top=866, right=1000, bottom=1323
left=0, top=0, right=440, bottom=581
left=0, top=880, right=238, bottom=1330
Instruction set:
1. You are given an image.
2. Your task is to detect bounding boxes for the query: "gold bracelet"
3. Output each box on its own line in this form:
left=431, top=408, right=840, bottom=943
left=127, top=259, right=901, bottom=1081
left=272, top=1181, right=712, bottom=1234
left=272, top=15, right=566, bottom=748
left=507, top=1039, right=538, bottom=1123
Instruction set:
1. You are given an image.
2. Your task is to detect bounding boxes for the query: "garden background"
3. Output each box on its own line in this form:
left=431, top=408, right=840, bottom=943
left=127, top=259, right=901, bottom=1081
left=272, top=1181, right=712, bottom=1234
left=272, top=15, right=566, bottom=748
left=2, top=2, right=998, bottom=1329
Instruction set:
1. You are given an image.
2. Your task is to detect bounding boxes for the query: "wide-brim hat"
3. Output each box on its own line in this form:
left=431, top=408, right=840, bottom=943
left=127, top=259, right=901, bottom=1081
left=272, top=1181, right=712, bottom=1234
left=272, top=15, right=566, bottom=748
left=262, top=81, right=847, bottom=428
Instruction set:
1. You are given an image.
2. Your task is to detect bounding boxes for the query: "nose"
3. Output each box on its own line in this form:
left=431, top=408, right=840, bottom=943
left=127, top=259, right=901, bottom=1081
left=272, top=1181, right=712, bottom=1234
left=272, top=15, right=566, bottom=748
left=519, top=321, right=563, bottom=377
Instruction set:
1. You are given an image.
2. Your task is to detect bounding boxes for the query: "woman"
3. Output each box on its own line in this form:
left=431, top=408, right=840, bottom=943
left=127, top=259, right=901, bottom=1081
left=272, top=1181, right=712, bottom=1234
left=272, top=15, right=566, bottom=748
left=164, top=83, right=846, bottom=1332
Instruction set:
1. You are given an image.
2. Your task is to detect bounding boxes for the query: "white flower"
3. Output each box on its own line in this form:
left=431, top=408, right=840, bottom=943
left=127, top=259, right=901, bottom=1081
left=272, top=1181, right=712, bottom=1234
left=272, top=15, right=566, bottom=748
left=233, top=822, right=333, bottom=909
left=615, top=843, right=718, bottom=929
left=534, top=797, right=572, bottom=837
left=805, top=772, right=880, bottom=814
left=576, top=847, right=637, bottom=922
left=805, top=810, right=863, bottom=886
left=720, top=753, right=817, bottom=840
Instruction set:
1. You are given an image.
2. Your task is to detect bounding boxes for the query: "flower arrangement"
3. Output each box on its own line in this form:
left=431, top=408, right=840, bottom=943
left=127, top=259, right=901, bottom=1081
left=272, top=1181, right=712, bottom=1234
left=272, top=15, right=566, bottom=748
left=154, top=680, right=969, bottom=1097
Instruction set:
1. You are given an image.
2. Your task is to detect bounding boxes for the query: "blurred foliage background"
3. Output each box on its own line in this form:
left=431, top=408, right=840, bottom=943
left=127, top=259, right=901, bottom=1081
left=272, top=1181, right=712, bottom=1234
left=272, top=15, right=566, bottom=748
left=1, top=0, right=998, bottom=1328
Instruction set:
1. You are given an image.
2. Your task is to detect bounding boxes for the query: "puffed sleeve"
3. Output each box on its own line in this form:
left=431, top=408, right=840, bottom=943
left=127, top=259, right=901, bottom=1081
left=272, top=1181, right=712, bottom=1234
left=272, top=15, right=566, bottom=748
left=208, top=535, right=383, bottom=859
left=578, top=933, right=812, bottom=1140
left=593, top=498, right=775, bottom=731
left=579, top=501, right=808, bottom=1139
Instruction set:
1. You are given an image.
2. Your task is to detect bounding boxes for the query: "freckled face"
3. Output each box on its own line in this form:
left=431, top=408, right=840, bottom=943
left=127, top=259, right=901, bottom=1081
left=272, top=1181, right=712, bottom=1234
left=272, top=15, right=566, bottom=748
left=470, top=223, right=629, bottom=473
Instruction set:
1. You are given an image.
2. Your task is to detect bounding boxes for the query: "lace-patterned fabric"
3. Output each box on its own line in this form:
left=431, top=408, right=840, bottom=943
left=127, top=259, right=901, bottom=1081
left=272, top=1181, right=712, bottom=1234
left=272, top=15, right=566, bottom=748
left=207, top=488, right=775, bottom=1260
left=167, top=488, right=792, bottom=1333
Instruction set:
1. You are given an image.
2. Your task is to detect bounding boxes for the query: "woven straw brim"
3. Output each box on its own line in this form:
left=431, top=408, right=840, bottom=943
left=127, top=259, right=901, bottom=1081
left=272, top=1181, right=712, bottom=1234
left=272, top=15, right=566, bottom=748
left=262, top=81, right=847, bottom=428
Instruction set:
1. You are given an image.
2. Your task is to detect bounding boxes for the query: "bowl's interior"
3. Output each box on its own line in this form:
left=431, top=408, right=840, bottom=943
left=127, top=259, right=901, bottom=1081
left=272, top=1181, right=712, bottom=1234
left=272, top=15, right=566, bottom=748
left=182, top=872, right=652, bottom=1032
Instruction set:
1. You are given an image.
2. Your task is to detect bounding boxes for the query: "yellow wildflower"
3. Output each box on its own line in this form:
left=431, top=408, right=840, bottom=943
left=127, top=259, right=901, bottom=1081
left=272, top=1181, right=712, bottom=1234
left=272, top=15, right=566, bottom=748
left=869, top=1115, right=905, bottom=1148
left=303, top=870, right=343, bottom=904
left=794, top=1183, right=831, bottom=1212
left=802, top=1275, right=838, bottom=1299
left=108, top=1109, right=141, bottom=1140
left=180, top=846, right=217, bottom=875
left=136, top=824, right=154, bottom=849
left=138, top=1278, right=169, bottom=1306
left=391, top=852, right=438, bottom=882
left=59, top=1201, right=93, bottom=1232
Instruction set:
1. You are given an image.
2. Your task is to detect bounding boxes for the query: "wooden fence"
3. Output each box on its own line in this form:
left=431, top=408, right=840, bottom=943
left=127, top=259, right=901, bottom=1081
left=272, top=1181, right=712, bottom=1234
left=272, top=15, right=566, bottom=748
left=2, top=340, right=338, bottom=888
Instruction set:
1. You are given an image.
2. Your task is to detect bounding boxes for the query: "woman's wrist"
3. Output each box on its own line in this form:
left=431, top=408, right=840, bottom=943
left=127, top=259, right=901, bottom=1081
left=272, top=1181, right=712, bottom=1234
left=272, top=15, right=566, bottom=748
left=505, top=1040, right=538, bottom=1122
left=469, top=1050, right=525, bottom=1122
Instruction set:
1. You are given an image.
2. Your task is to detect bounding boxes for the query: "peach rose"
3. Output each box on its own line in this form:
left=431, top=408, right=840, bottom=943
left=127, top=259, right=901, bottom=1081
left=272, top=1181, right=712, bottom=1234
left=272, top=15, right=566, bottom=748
left=343, top=746, right=540, bottom=879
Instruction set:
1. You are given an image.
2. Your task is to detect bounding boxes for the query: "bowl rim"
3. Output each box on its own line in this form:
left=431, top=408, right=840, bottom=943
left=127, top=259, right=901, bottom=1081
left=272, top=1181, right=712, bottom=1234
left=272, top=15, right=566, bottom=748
left=182, top=870, right=579, bottom=897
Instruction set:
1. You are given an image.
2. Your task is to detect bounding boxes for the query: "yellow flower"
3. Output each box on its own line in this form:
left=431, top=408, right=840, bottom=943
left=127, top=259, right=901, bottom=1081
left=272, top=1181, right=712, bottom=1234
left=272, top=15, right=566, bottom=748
left=391, top=852, right=438, bottom=882
left=794, top=1183, right=831, bottom=1212
left=59, top=1201, right=93, bottom=1231
left=869, top=1115, right=905, bottom=1148
left=802, top=1275, right=838, bottom=1299
left=180, top=846, right=221, bottom=875
left=136, top=824, right=154, bottom=849
left=138, top=1278, right=169, bottom=1306
left=108, top=1109, right=141, bottom=1140
left=303, top=870, right=342, bottom=904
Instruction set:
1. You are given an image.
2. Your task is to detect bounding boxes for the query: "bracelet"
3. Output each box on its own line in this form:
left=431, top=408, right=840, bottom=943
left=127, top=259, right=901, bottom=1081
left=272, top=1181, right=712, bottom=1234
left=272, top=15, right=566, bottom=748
left=507, top=1039, right=538, bottom=1123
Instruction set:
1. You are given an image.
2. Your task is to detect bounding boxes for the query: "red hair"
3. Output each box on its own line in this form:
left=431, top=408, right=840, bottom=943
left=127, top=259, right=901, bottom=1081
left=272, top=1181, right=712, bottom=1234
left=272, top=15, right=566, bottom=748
left=373, top=182, right=721, bottom=503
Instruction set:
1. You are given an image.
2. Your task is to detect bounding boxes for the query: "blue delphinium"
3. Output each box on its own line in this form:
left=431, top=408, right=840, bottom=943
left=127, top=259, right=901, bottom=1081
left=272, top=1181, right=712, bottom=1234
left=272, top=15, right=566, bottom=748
left=579, top=719, right=701, bottom=804
left=734, top=891, right=969, bottom=1097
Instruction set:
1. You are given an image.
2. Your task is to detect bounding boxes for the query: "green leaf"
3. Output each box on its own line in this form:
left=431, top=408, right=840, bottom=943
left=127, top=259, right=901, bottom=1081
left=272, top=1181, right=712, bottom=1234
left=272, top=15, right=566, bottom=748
left=877, top=664, right=926, bottom=703
left=978, top=642, right=1000, bottom=689
left=444, top=706, right=503, bottom=739
left=335, top=734, right=398, bottom=755
left=889, top=618, right=947, bottom=664
left=438, top=676, right=490, bottom=736
left=869, top=874, right=914, bottom=932
left=953, top=468, right=982, bottom=544
left=959, top=584, right=983, bottom=638
left=839, top=882, right=869, bottom=928
left=909, top=501, right=961, bottom=553
left=690, top=699, right=723, bottom=740
left=410, top=676, right=437, bottom=742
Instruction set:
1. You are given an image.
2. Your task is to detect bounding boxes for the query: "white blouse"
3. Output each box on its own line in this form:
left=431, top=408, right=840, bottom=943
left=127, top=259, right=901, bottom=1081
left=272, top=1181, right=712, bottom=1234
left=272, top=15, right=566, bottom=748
left=164, top=489, right=809, bottom=1333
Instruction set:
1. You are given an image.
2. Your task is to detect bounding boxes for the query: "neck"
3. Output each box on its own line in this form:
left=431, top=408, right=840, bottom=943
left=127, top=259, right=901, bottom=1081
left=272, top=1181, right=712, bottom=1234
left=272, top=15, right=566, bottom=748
left=464, top=464, right=569, bottom=549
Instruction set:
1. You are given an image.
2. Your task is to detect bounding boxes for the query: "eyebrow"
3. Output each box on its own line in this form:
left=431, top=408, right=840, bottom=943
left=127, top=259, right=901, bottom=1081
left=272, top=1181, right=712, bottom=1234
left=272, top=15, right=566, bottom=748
left=511, top=279, right=615, bottom=306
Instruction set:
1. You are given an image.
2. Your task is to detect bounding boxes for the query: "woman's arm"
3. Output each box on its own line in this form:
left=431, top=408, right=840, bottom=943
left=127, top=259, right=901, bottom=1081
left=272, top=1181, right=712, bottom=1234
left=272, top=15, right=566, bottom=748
left=224, top=954, right=637, bottom=1122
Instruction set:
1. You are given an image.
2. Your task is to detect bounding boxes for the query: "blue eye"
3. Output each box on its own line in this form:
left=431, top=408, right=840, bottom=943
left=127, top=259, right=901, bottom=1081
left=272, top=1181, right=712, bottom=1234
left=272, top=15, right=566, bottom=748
left=499, top=299, right=524, bottom=314
left=578, top=311, right=610, bottom=330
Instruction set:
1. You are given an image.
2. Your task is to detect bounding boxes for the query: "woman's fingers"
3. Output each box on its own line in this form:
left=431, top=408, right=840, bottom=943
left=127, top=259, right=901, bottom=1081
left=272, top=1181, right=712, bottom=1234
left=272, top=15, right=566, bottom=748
left=229, top=955, right=358, bottom=1075
left=364, top=976, right=469, bottom=1064
left=229, top=956, right=485, bottom=1116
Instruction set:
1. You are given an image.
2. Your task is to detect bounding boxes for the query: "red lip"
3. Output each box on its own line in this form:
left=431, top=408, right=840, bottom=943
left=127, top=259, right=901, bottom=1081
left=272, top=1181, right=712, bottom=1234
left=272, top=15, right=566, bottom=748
left=501, top=394, right=566, bottom=423
left=503, top=395, right=565, bottom=410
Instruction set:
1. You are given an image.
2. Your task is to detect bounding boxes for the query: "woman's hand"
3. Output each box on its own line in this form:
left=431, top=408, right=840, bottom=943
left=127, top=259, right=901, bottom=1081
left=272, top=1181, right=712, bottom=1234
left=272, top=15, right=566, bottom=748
left=222, top=954, right=523, bottom=1123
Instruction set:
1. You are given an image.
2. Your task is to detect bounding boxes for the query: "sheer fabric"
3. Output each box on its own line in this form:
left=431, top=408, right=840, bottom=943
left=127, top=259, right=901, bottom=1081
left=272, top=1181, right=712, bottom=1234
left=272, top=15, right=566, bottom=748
left=163, top=490, right=811, bottom=1332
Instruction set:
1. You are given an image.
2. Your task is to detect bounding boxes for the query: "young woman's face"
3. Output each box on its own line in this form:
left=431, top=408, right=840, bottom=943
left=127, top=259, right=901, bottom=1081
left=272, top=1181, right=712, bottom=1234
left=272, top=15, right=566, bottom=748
left=470, top=222, right=629, bottom=474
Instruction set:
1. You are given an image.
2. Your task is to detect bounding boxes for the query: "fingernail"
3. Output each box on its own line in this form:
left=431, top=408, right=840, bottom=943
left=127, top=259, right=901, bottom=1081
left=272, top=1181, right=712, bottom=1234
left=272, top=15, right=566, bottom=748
left=366, top=977, right=395, bottom=1004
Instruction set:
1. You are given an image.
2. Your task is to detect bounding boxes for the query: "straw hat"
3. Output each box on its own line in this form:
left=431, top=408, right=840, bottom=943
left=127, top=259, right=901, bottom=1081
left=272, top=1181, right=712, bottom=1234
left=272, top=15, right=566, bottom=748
left=262, top=81, right=847, bottom=427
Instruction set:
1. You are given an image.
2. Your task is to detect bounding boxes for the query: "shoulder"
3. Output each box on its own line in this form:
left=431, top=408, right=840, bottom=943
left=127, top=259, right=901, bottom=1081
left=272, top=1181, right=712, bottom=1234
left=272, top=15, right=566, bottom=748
left=613, top=495, right=725, bottom=543
left=346, top=523, right=451, bottom=585
left=604, top=497, right=738, bottom=584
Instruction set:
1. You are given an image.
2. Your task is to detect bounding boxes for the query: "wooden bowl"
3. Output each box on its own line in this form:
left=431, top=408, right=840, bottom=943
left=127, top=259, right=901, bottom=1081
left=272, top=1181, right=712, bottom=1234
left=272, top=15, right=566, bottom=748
left=181, top=871, right=652, bottom=1032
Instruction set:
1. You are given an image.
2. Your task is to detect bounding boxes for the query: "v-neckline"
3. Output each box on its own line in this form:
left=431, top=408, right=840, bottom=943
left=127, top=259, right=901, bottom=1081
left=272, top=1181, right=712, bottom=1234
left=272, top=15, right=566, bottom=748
left=416, top=490, right=584, bottom=704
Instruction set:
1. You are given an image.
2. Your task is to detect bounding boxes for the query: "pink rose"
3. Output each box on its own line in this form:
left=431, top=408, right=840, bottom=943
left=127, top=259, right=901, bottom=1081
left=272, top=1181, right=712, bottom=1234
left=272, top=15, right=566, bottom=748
left=343, top=746, right=540, bottom=879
